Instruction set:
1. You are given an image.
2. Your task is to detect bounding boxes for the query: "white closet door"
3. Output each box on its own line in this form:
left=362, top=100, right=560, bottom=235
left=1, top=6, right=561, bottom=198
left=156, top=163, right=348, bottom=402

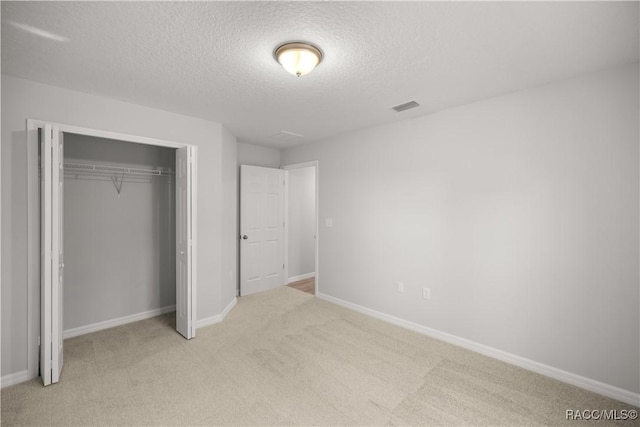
left=240, top=165, right=285, bottom=296
left=176, top=146, right=197, bottom=339
left=40, top=124, right=52, bottom=386
left=52, top=128, right=64, bottom=382
left=40, top=124, right=64, bottom=385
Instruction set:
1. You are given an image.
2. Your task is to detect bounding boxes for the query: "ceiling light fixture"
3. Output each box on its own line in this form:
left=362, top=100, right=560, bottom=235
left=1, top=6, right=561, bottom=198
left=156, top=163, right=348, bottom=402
left=274, top=42, right=323, bottom=77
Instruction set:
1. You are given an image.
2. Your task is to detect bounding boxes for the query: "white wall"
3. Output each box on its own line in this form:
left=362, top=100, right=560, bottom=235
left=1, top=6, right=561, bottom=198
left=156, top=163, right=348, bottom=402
left=281, top=64, right=640, bottom=395
left=1, top=76, right=237, bottom=380
left=63, top=135, right=176, bottom=331
left=287, top=167, right=316, bottom=280
left=221, top=127, right=238, bottom=306
left=237, top=141, right=280, bottom=168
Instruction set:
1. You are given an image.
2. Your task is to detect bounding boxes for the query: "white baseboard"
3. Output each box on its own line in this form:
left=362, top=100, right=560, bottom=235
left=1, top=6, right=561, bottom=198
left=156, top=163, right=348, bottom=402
left=317, top=292, right=640, bottom=407
left=1, top=370, right=29, bottom=389
left=288, top=272, right=315, bottom=284
left=196, top=297, right=237, bottom=329
left=63, top=305, right=176, bottom=339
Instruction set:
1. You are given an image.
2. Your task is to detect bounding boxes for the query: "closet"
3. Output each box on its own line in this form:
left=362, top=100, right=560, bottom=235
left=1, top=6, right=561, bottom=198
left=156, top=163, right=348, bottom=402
left=63, top=133, right=176, bottom=336
left=33, top=121, right=197, bottom=386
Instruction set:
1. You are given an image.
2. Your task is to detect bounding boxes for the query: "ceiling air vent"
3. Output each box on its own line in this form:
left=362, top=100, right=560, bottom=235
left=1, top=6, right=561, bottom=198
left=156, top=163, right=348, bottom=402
left=391, top=100, right=420, bottom=112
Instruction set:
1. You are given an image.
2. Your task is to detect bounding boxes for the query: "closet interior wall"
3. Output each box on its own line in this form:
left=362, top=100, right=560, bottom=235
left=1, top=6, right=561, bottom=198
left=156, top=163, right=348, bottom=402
left=63, top=133, right=176, bottom=333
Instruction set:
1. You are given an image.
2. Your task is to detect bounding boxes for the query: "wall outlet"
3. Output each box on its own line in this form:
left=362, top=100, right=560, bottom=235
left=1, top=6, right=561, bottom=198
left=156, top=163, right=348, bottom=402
left=397, top=281, right=405, bottom=293
left=423, top=287, right=431, bottom=300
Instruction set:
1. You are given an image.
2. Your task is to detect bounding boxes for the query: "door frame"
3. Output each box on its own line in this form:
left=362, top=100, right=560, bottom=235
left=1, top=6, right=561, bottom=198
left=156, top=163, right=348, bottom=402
left=26, top=119, right=198, bottom=382
left=282, top=161, right=319, bottom=295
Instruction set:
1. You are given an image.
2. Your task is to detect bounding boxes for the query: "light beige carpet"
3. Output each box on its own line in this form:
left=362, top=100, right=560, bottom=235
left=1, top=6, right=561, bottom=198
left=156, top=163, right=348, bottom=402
left=1, top=287, right=636, bottom=426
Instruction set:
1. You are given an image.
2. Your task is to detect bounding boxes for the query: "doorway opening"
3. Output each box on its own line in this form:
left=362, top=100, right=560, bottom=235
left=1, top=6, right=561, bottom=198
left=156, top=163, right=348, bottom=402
left=284, top=162, right=318, bottom=296
left=238, top=162, right=319, bottom=297
left=27, top=120, right=197, bottom=386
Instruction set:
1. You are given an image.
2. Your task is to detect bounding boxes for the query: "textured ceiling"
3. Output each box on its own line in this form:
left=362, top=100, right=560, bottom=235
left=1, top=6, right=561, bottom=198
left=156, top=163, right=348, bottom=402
left=2, top=1, right=638, bottom=148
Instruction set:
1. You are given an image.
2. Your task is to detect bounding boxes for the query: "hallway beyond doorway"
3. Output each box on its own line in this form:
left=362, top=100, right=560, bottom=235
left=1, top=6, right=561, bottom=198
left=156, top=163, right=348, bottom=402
left=287, top=277, right=315, bottom=295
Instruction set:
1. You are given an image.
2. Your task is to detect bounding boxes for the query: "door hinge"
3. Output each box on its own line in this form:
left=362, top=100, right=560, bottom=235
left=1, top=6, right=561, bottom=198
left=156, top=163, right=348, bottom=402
left=38, top=335, right=40, bottom=346
left=283, top=264, right=285, bottom=269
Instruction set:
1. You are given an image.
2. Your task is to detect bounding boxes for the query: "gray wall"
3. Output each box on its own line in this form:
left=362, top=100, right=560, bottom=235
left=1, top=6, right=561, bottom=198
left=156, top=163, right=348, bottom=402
left=221, top=127, right=238, bottom=306
left=287, top=166, right=316, bottom=280
left=237, top=141, right=280, bottom=168
left=281, top=64, right=640, bottom=394
left=63, top=134, right=175, bottom=331
left=1, top=76, right=237, bottom=379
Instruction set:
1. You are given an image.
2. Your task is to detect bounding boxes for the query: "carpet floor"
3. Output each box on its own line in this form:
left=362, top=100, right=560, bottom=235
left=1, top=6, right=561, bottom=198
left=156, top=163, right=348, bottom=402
left=1, top=287, right=636, bottom=426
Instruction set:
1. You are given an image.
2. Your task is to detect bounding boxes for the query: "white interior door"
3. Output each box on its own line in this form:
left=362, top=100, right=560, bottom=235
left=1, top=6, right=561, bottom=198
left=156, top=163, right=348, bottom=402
left=176, top=146, right=197, bottom=339
left=240, top=165, right=285, bottom=296
left=40, top=124, right=64, bottom=385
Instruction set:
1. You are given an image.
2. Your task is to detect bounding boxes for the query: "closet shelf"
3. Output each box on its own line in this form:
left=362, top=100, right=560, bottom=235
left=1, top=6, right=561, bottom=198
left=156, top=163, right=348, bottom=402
left=64, top=162, right=175, bottom=177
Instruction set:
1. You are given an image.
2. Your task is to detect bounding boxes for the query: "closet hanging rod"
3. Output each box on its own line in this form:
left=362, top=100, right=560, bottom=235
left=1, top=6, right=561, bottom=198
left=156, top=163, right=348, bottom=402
left=64, top=162, right=175, bottom=177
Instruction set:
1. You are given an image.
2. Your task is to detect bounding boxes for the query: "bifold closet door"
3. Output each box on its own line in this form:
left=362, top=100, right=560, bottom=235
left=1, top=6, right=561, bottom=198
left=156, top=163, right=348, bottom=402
left=40, top=124, right=64, bottom=386
left=176, top=146, right=197, bottom=339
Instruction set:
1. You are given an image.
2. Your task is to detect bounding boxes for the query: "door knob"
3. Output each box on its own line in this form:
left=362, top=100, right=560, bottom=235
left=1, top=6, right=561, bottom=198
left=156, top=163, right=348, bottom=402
left=180, top=250, right=185, bottom=255
left=241, top=235, right=248, bottom=240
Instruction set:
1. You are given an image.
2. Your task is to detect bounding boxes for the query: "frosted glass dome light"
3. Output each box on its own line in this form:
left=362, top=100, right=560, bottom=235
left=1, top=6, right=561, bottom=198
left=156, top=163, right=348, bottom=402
left=275, top=42, right=323, bottom=77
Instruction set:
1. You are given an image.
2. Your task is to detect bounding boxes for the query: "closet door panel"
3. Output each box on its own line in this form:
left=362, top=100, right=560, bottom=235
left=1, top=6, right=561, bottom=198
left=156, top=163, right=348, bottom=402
left=40, top=125, right=53, bottom=386
left=40, top=124, right=64, bottom=385
left=51, top=130, right=64, bottom=382
left=176, top=146, right=193, bottom=339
